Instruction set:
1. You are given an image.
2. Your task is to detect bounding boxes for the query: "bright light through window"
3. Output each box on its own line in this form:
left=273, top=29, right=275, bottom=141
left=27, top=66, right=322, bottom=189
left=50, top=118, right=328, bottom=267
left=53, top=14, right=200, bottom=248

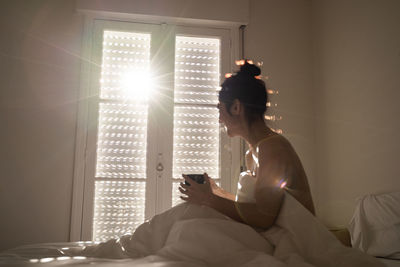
left=120, top=70, right=153, bottom=101
left=93, top=30, right=151, bottom=242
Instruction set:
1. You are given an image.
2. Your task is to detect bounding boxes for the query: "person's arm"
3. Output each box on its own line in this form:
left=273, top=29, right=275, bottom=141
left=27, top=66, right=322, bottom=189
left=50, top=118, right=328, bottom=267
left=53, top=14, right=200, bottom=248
left=183, top=177, right=284, bottom=229
left=180, top=163, right=286, bottom=229
left=250, top=138, right=288, bottom=227
left=206, top=176, right=236, bottom=201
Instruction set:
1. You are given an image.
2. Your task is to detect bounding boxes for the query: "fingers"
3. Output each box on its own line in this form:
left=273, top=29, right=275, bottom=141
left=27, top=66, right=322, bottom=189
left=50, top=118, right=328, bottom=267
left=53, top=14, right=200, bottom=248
left=204, top=173, right=218, bottom=186
left=179, top=183, right=190, bottom=194
left=180, top=182, right=189, bottom=189
left=178, top=185, right=186, bottom=194
left=179, top=173, right=209, bottom=203
left=178, top=184, right=190, bottom=203
left=181, top=175, right=191, bottom=187
left=180, top=195, right=189, bottom=201
left=179, top=182, right=193, bottom=202
left=204, top=172, right=210, bottom=183
left=181, top=174, right=190, bottom=184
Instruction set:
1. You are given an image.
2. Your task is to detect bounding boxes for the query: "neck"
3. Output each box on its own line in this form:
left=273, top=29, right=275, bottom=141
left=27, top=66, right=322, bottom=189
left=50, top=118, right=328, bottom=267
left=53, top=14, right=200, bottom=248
left=242, top=119, right=274, bottom=149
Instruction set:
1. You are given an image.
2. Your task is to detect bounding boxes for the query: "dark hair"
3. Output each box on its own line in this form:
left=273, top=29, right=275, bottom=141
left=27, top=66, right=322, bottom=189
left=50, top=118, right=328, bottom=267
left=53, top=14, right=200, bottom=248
left=219, top=62, right=268, bottom=124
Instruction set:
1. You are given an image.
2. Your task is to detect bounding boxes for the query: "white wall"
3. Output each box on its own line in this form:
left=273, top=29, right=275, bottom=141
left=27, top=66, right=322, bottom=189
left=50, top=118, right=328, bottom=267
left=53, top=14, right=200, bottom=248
left=0, top=1, right=83, bottom=251
left=245, top=0, right=316, bottom=198
left=313, top=0, right=400, bottom=228
left=246, top=0, right=400, bottom=228
left=76, top=0, right=249, bottom=25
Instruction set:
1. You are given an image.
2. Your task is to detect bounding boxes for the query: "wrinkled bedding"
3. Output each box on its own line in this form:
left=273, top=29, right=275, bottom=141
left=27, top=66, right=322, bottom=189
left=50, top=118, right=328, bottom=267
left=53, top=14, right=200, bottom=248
left=0, top=192, right=383, bottom=267
left=349, top=191, right=400, bottom=260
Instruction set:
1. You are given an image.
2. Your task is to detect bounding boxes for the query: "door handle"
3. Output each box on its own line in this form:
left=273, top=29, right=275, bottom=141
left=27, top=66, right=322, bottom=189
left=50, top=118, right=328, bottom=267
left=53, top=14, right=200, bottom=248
left=156, top=162, right=164, bottom=172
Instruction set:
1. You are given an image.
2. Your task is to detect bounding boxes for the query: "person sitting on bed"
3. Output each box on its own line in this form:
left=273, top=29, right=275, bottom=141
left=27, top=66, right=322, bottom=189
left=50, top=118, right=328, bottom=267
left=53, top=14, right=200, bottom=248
left=179, top=60, right=315, bottom=229
left=75, top=62, right=380, bottom=267
left=77, top=61, right=317, bottom=260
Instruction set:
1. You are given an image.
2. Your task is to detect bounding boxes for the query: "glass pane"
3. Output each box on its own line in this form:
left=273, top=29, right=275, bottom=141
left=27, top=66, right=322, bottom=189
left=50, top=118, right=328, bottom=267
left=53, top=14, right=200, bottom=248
left=100, top=31, right=152, bottom=101
left=174, top=36, right=220, bottom=105
left=96, top=102, right=147, bottom=179
left=172, top=105, right=219, bottom=178
left=172, top=36, right=221, bottom=204
left=93, top=180, right=146, bottom=242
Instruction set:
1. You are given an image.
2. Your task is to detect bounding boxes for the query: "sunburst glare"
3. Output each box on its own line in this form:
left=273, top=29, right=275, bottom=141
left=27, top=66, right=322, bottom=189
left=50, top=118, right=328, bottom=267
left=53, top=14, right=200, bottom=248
left=120, top=70, right=153, bottom=101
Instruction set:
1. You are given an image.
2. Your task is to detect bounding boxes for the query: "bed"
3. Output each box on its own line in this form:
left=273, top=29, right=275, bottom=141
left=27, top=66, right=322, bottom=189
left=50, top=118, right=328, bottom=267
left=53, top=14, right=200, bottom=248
left=0, top=192, right=388, bottom=267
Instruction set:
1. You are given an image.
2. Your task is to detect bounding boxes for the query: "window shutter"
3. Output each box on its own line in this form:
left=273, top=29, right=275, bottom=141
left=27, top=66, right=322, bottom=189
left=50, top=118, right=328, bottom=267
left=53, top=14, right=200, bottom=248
left=93, top=30, right=151, bottom=242
left=171, top=36, right=221, bottom=206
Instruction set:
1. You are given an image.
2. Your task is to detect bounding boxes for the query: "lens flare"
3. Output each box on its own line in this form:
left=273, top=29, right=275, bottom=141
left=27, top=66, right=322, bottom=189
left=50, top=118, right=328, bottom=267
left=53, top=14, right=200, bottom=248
left=277, top=178, right=287, bottom=189
left=120, top=70, right=153, bottom=101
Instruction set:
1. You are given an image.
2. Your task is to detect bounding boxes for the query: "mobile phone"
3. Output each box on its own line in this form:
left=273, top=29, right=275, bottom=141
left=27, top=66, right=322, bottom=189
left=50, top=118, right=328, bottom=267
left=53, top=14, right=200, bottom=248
left=184, top=174, right=205, bottom=186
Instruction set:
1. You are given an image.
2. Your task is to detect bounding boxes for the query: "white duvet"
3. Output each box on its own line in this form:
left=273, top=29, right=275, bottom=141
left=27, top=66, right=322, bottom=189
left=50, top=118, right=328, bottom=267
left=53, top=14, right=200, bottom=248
left=0, top=192, right=383, bottom=267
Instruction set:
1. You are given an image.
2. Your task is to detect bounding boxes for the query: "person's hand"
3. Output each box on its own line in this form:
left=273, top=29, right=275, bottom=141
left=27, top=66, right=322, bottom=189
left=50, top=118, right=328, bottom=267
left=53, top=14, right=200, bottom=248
left=207, top=175, right=225, bottom=197
left=179, top=173, right=215, bottom=206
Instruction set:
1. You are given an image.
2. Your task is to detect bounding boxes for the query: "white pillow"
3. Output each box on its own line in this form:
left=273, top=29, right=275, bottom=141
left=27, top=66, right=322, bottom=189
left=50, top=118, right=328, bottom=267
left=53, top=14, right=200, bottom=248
left=348, top=191, right=400, bottom=259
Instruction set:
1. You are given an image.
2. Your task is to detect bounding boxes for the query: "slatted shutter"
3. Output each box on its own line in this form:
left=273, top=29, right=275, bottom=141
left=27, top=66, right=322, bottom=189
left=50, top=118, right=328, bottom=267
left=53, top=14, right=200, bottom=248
left=171, top=36, right=221, bottom=206
left=93, top=30, right=151, bottom=242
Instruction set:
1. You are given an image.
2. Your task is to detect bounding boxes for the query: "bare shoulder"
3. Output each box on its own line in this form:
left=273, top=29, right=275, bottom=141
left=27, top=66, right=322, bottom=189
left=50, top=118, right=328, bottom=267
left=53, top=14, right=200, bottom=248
left=255, top=134, right=292, bottom=185
left=257, top=134, right=294, bottom=159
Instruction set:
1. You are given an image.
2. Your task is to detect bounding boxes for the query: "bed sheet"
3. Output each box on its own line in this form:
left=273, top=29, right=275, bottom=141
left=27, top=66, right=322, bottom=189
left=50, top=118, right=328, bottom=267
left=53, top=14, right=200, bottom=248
left=0, top=242, right=200, bottom=267
left=0, top=192, right=384, bottom=267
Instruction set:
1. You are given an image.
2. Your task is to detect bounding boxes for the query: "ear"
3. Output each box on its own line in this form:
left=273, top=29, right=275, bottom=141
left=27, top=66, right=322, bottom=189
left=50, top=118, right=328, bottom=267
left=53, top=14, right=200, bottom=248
left=230, top=99, right=242, bottom=115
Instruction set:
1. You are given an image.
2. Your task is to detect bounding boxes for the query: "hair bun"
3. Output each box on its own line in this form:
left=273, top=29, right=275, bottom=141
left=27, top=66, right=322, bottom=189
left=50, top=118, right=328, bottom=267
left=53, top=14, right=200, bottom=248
left=239, top=62, right=261, bottom=77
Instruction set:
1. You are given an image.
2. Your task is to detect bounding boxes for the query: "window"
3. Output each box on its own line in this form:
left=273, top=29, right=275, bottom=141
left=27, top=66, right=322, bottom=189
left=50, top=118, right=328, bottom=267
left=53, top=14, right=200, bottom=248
left=71, top=19, right=235, bottom=242
left=92, top=29, right=151, bottom=242
left=171, top=36, right=221, bottom=206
